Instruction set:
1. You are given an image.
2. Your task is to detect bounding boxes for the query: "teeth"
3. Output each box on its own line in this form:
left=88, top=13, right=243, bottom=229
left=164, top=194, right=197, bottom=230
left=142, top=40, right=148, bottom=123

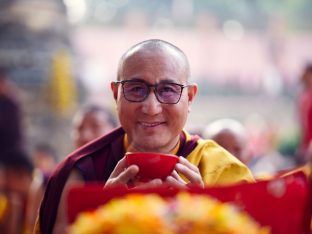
left=141, top=122, right=161, bottom=127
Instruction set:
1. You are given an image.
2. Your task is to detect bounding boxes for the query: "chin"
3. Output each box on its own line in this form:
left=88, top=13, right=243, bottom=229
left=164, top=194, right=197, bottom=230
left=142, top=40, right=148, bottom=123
left=137, top=138, right=166, bottom=152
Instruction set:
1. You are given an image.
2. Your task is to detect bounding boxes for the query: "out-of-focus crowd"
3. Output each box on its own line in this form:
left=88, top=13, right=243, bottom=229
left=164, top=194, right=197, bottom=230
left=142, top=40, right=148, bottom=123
left=0, top=68, right=118, bottom=234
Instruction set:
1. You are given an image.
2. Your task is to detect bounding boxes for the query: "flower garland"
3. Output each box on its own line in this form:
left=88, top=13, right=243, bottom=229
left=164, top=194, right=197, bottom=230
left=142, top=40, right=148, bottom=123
left=69, top=192, right=270, bottom=234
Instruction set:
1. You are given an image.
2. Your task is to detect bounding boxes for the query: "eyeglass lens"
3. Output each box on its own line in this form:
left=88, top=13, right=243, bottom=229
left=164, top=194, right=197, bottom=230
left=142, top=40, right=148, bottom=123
left=122, top=80, right=183, bottom=104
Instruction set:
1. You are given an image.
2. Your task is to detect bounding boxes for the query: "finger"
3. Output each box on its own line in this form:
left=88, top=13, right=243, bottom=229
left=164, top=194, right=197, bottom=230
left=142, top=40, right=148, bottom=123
left=135, top=179, right=163, bottom=189
left=178, top=157, right=198, bottom=172
left=175, top=163, right=204, bottom=187
left=110, top=156, right=128, bottom=177
left=165, top=176, right=186, bottom=189
left=105, top=165, right=139, bottom=188
left=116, top=165, right=139, bottom=184
left=171, top=170, right=187, bottom=183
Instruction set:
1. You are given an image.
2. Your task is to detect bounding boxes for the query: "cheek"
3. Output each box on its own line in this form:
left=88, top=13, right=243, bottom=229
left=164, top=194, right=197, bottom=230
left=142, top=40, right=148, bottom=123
left=72, top=131, right=79, bottom=141
left=117, top=101, right=136, bottom=125
left=167, top=104, right=188, bottom=127
left=96, top=127, right=108, bottom=136
left=176, top=99, right=189, bottom=117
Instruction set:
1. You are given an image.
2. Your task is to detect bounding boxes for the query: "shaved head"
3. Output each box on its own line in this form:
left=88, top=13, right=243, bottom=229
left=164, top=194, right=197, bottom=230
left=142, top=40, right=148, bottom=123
left=111, top=39, right=197, bottom=153
left=117, top=39, right=190, bottom=81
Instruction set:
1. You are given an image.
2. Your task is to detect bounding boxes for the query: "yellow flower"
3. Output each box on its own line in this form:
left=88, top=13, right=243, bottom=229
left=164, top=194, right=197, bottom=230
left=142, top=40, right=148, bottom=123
left=69, top=192, right=270, bottom=234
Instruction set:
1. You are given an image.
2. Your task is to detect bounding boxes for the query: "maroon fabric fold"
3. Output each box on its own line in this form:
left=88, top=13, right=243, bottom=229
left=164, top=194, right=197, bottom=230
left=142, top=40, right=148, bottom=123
left=38, top=127, right=199, bottom=234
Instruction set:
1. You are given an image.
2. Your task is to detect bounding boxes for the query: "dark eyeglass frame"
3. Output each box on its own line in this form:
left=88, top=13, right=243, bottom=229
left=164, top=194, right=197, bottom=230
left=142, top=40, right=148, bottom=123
left=114, top=79, right=191, bottom=104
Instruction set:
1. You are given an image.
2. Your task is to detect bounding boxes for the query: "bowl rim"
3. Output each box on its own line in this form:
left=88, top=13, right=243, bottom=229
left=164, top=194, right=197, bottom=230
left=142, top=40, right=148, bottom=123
left=125, top=151, right=179, bottom=159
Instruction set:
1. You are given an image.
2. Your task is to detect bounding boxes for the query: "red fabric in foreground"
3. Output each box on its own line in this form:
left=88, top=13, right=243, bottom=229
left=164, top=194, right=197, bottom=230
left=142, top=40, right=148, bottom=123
left=67, top=171, right=311, bottom=234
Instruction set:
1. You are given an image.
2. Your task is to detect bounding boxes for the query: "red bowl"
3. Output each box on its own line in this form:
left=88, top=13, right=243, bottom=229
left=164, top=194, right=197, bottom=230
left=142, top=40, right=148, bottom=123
left=125, top=152, right=179, bottom=181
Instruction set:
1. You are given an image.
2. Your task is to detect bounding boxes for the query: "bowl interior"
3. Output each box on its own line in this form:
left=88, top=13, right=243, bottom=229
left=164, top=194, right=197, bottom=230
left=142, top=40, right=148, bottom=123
left=126, top=152, right=179, bottom=181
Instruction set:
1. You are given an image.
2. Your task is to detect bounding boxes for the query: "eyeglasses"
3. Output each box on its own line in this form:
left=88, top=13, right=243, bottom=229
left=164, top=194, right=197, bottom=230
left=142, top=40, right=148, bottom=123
left=114, top=80, right=190, bottom=104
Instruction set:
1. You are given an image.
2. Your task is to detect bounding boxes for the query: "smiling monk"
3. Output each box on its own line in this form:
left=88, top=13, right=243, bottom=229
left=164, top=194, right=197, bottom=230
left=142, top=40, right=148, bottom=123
left=36, top=39, right=254, bottom=234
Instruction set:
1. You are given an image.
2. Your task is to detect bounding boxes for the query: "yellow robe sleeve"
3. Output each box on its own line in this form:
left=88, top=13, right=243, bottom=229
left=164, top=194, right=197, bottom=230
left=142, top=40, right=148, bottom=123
left=186, top=138, right=254, bottom=186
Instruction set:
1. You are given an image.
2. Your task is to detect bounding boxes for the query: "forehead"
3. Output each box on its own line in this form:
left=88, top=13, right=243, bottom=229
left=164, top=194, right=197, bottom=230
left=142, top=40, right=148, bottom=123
left=120, top=48, right=188, bottom=83
left=215, top=130, right=245, bottom=145
left=74, top=111, right=109, bottom=126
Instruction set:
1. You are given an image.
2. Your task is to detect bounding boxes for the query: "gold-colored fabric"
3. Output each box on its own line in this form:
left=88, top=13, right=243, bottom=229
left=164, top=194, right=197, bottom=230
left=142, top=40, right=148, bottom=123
left=32, top=216, right=40, bottom=234
left=281, top=163, right=311, bottom=178
left=185, top=133, right=254, bottom=186
left=0, top=194, right=7, bottom=221
left=300, top=164, right=311, bottom=176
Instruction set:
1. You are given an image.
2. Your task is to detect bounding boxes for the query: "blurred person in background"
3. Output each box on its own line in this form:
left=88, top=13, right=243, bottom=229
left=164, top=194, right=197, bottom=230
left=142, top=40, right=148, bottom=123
left=0, top=69, right=35, bottom=233
left=297, top=64, right=312, bottom=163
left=0, top=150, right=34, bottom=234
left=31, top=143, right=58, bottom=186
left=26, top=144, right=58, bottom=233
left=280, top=140, right=312, bottom=177
left=247, top=120, right=295, bottom=178
left=202, top=118, right=250, bottom=165
left=0, top=163, right=7, bottom=230
left=36, top=39, right=254, bottom=234
left=71, top=104, right=118, bottom=148
left=27, top=104, right=117, bottom=233
left=0, top=68, right=24, bottom=155
left=0, top=69, right=30, bottom=233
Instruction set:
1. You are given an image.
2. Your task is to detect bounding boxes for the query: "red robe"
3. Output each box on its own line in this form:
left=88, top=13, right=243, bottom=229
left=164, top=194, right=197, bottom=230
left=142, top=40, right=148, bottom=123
left=298, top=90, right=312, bottom=160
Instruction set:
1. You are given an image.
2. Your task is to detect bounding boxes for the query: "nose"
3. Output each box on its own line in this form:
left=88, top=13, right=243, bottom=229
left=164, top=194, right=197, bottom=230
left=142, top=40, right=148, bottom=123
left=141, top=90, right=162, bottom=115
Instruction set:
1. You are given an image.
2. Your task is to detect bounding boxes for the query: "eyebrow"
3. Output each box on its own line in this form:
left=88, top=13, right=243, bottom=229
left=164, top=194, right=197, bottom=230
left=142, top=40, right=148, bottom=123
left=126, top=78, right=181, bottom=85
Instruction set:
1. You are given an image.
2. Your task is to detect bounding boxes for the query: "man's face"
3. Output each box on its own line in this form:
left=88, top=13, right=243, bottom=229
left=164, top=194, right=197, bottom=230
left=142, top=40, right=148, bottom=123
left=213, top=130, right=247, bottom=163
left=5, top=168, right=32, bottom=196
left=112, top=49, right=196, bottom=152
left=73, top=111, right=115, bottom=148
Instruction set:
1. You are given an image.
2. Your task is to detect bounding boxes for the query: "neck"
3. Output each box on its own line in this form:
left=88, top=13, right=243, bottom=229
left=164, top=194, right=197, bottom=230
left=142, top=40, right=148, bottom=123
left=124, top=134, right=181, bottom=154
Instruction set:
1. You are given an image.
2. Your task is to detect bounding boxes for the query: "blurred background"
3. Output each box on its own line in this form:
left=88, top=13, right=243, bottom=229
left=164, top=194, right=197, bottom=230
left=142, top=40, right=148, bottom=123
left=1, top=0, right=311, bottom=161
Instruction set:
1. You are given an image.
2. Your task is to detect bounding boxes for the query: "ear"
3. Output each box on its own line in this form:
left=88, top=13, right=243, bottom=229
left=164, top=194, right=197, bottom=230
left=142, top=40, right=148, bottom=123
left=187, top=83, right=197, bottom=104
left=111, top=82, right=118, bottom=101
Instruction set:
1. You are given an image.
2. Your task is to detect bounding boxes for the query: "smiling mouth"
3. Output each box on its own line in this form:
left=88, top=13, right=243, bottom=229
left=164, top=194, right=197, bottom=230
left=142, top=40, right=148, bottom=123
left=140, top=122, right=164, bottom=127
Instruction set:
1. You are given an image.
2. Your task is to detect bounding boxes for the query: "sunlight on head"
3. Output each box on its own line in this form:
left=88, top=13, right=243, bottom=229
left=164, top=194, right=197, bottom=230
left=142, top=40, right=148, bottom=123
left=204, top=118, right=247, bottom=140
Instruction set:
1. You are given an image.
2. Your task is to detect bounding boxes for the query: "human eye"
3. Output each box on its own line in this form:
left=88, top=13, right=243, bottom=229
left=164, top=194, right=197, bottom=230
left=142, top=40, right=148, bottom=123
left=157, top=83, right=180, bottom=95
left=123, top=81, right=147, bottom=97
